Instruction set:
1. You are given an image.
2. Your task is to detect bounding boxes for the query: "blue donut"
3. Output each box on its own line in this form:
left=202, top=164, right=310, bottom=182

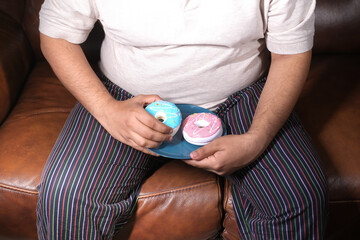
left=145, top=100, right=182, bottom=136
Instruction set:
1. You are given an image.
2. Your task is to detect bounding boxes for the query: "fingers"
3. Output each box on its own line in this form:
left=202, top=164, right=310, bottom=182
left=183, top=135, right=259, bottom=176
left=190, top=141, right=218, bottom=160
left=127, top=138, right=160, bottom=157
left=183, top=140, right=230, bottom=175
left=134, top=94, right=174, bottom=134
left=138, top=110, right=173, bottom=134
left=185, top=142, right=218, bottom=172
left=128, top=130, right=167, bottom=149
left=100, top=95, right=174, bottom=156
left=126, top=116, right=173, bottom=142
left=115, top=131, right=160, bottom=156
left=122, top=94, right=174, bottom=143
left=183, top=155, right=224, bottom=175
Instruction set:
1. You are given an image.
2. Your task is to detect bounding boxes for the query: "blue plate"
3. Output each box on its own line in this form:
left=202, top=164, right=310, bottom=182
left=148, top=104, right=227, bottom=159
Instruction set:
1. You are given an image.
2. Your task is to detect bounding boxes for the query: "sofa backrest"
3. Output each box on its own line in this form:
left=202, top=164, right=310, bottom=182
left=0, top=0, right=103, bottom=62
left=0, top=0, right=24, bottom=24
left=0, top=0, right=42, bottom=60
left=314, top=0, right=360, bottom=54
left=1, top=0, right=359, bottom=61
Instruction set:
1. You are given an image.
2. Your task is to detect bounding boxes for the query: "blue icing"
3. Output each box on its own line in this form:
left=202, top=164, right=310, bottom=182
left=145, top=100, right=182, bottom=129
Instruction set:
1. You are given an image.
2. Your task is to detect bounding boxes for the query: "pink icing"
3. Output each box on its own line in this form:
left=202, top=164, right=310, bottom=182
left=182, top=113, right=222, bottom=138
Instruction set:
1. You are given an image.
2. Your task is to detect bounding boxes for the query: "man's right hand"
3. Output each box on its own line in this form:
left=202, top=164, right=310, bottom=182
left=98, top=94, right=173, bottom=156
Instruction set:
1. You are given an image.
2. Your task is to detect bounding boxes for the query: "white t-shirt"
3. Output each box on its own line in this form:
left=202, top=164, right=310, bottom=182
left=39, top=0, right=315, bottom=110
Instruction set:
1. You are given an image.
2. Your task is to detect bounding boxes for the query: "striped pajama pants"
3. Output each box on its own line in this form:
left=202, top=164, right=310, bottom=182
left=36, top=76, right=328, bottom=239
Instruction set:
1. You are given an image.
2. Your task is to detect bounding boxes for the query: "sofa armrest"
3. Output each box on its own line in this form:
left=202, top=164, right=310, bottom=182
left=0, top=11, right=33, bottom=123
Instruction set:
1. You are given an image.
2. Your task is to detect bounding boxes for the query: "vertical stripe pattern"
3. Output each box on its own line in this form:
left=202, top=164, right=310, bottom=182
left=37, top=76, right=328, bottom=239
left=36, top=78, right=159, bottom=239
left=216, top=78, right=328, bottom=239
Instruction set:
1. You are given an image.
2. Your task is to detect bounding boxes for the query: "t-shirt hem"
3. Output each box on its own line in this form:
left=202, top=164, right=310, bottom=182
left=39, top=21, right=90, bottom=44
left=266, top=39, right=313, bottom=55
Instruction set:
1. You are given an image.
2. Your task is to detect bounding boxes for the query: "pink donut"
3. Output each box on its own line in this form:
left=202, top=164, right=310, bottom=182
left=182, top=113, right=223, bottom=146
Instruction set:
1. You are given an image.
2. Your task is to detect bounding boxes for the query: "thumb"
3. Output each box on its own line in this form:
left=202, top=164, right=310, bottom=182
left=190, top=143, right=217, bottom=160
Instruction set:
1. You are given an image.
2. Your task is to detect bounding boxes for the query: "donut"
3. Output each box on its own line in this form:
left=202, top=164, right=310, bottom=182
left=145, top=100, right=182, bottom=136
left=182, top=112, right=223, bottom=145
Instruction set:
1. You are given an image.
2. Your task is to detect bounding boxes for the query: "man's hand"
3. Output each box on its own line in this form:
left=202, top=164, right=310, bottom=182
left=99, top=94, right=173, bottom=156
left=183, top=51, right=312, bottom=175
left=183, top=134, right=266, bottom=176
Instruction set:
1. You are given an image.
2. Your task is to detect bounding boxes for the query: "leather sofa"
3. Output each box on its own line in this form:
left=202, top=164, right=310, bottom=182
left=0, top=0, right=359, bottom=239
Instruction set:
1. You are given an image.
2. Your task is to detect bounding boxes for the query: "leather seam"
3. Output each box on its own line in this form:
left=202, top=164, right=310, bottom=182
left=0, top=183, right=38, bottom=195
left=139, top=180, right=217, bottom=199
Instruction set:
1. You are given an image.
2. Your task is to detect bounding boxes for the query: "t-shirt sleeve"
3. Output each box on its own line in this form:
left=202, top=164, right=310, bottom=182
left=265, top=0, right=316, bottom=54
left=39, top=0, right=98, bottom=44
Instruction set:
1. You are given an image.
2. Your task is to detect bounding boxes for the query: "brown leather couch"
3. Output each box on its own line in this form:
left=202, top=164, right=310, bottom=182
left=0, top=0, right=359, bottom=239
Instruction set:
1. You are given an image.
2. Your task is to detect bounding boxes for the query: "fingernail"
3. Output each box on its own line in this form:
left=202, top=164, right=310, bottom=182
left=191, top=151, right=198, bottom=159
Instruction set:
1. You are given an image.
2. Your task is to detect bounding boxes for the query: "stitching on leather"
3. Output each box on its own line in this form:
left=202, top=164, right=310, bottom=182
left=0, top=181, right=220, bottom=198
left=0, top=183, right=38, bottom=195
left=138, top=181, right=217, bottom=199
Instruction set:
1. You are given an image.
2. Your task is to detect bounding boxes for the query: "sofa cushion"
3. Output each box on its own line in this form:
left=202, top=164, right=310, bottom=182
left=221, top=180, right=239, bottom=240
left=116, top=160, right=222, bottom=240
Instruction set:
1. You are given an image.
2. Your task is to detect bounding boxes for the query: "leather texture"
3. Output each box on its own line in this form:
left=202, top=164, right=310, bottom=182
left=297, top=55, right=360, bottom=201
left=0, top=11, right=33, bottom=123
left=22, top=0, right=43, bottom=60
left=0, top=187, right=38, bottom=239
left=115, top=160, right=223, bottom=240
left=0, top=63, right=76, bottom=192
left=0, top=0, right=359, bottom=239
left=221, top=180, right=239, bottom=240
left=313, top=0, right=360, bottom=54
left=296, top=55, right=360, bottom=238
left=0, top=0, right=25, bottom=24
